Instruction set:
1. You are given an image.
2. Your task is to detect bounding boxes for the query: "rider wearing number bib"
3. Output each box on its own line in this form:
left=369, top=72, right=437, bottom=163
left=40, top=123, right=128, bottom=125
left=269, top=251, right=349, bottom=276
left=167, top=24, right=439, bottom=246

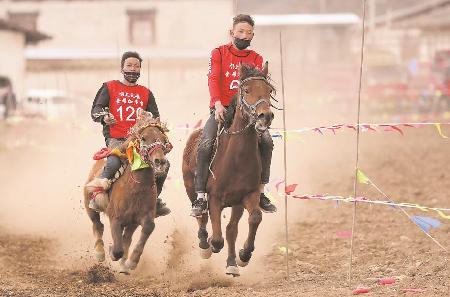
left=190, top=14, right=276, bottom=217
left=88, top=51, right=170, bottom=216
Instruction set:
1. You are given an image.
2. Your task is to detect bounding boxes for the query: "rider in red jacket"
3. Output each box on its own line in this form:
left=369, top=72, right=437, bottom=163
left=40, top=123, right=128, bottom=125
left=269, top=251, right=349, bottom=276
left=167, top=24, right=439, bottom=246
left=191, top=14, right=276, bottom=217
left=87, top=51, right=170, bottom=216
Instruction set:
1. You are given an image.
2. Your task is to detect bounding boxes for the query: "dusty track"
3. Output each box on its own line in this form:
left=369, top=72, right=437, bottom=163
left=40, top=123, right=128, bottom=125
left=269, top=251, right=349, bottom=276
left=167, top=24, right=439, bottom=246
left=0, top=117, right=448, bottom=296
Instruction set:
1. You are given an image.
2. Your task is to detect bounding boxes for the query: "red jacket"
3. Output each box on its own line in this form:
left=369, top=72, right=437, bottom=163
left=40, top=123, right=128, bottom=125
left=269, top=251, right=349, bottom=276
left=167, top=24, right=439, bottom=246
left=106, top=80, right=150, bottom=138
left=208, top=42, right=263, bottom=107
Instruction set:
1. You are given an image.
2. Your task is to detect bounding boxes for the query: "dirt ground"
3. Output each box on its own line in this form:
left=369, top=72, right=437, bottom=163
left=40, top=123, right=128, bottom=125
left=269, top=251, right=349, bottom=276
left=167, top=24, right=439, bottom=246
left=0, top=111, right=449, bottom=296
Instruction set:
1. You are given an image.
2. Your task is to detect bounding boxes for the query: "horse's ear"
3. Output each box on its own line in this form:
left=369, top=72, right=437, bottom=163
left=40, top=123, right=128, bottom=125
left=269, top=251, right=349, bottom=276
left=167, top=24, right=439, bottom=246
left=155, top=117, right=161, bottom=124
left=239, top=62, right=248, bottom=79
left=262, top=61, right=269, bottom=77
left=136, top=108, right=143, bottom=120
left=137, top=110, right=153, bottom=120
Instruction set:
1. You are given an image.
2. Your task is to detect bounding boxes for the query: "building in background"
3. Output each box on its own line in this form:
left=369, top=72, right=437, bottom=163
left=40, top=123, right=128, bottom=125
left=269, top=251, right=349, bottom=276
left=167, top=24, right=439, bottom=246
left=2, top=0, right=233, bottom=121
left=0, top=16, right=49, bottom=106
left=238, top=0, right=450, bottom=114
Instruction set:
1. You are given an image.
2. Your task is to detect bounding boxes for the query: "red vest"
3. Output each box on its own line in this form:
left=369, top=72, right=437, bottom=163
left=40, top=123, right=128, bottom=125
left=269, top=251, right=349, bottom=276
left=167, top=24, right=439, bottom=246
left=106, top=80, right=150, bottom=138
left=208, top=43, right=263, bottom=107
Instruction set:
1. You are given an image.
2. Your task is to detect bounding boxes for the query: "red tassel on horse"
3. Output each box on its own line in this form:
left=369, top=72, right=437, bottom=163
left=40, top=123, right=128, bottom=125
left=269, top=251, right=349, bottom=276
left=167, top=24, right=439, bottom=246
left=93, top=148, right=112, bottom=160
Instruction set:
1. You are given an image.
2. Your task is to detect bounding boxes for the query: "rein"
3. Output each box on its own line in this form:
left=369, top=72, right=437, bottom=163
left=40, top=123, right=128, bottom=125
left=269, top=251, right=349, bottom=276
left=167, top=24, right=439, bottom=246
left=224, top=76, right=274, bottom=135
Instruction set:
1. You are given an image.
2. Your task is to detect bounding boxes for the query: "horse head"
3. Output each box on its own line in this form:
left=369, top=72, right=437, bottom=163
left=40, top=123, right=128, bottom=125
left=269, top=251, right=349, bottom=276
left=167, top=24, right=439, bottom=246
left=129, top=110, right=172, bottom=176
left=238, top=62, right=275, bottom=133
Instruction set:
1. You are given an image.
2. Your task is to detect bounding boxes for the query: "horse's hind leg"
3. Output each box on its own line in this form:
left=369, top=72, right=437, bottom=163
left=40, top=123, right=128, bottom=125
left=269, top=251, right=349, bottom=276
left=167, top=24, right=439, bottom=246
left=125, top=217, right=155, bottom=270
left=225, top=205, right=244, bottom=277
left=238, top=191, right=262, bottom=267
left=197, top=213, right=211, bottom=259
left=86, top=208, right=105, bottom=262
left=119, top=224, right=138, bottom=274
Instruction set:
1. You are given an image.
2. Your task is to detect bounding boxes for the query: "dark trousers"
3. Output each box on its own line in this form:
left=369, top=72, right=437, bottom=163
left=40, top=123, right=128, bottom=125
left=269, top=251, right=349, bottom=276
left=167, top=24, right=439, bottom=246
left=101, top=138, right=169, bottom=196
left=194, top=109, right=274, bottom=193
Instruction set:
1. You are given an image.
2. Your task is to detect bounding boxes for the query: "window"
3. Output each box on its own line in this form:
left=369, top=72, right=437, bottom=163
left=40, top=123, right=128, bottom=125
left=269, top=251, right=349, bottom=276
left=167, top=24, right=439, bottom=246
left=8, top=11, right=39, bottom=31
left=127, top=9, right=156, bottom=46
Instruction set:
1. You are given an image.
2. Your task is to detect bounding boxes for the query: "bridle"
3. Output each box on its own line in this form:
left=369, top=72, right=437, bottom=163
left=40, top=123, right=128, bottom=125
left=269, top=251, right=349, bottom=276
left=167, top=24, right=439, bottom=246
left=135, top=125, right=172, bottom=166
left=224, top=76, right=275, bottom=135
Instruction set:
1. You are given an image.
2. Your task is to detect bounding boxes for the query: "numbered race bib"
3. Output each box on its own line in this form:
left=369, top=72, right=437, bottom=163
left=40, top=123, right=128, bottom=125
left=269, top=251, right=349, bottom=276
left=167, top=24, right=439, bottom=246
left=106, top=80, right=150, bottom=138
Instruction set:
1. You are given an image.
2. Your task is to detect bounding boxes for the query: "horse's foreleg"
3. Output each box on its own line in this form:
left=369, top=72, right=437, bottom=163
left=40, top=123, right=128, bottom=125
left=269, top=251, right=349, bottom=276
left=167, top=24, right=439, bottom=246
left=238, top=192, right=262, bottom=267
left=109, top=218, right=124, bottom=261
left=119, top=224, right=138, bottom=274
left=86, top=209, right=105, bottom=262
left=225, top=205, right=244, bottom=276
left=125, top=217, right=155, bottom=270
left=197, top=213, right=212, bottom=259
left=208, top=196, right=224, bottom=253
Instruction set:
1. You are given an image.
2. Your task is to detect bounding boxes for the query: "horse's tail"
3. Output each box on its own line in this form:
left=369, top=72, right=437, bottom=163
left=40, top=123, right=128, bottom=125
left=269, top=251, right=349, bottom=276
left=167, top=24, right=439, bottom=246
left=182, top=129, right=202, bottom=203
left=182, top=129, right=202, bottom=169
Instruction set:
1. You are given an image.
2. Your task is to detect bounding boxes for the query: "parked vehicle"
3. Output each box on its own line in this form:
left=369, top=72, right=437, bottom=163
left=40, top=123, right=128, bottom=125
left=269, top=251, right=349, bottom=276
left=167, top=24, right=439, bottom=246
left=22, top=89, right=77, bottom=119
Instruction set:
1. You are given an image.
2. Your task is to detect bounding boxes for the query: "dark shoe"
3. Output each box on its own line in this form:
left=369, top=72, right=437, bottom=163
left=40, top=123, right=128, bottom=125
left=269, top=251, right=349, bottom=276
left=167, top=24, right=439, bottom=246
left=156, top=198, right=171, bottom=217
left=190, top=198, right=208, bottom=217
left=259, top=193, right=277, bottom=213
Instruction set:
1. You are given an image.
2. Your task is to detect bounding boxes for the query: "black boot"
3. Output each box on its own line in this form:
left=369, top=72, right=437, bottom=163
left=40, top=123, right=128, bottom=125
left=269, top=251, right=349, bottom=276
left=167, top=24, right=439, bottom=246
left=259, top=193, right=277, bottom=213
left=156, top=198, right=171, bottom=217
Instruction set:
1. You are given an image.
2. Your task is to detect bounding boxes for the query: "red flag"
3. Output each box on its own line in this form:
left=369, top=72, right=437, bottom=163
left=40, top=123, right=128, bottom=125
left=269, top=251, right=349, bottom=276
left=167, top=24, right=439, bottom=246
left=352, top=288, right=370, bottom=294
left=285, top=184, right=298, bottom=195
left=378, top=277, right=396, bottom=285
left=388, top=125, right=404, bottom=135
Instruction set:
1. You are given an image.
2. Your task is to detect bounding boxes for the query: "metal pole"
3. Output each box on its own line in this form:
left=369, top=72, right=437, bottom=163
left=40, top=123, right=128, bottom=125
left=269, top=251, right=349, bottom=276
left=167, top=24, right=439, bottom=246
left=279, top=30, right=289, bottom=280
left=348, top=0, right=367, bottom=285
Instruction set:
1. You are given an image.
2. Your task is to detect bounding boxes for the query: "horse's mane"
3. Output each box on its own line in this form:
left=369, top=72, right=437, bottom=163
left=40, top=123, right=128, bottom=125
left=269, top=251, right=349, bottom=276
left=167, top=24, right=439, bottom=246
left=127, top=111, right=169, bottom=140
left=240, top=63, right=265, bottom=80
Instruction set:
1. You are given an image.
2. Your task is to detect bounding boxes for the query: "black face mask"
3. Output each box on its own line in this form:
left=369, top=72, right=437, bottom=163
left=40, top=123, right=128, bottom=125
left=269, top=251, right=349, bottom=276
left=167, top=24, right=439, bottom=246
left=233, top=37, right=251, bottom=50
left=123, top=71, right=140, bottom=83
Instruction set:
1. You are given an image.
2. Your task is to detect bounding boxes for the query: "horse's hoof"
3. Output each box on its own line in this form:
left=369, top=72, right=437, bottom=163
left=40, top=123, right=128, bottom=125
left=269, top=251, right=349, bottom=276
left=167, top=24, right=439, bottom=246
left=119, top=259, right=130, bottom=275
left=95, top=251, right=105, bottom=262
left=125, top=259, right=138, bottom=270
left=237, top=249, right=251, bottom=266
left=225, top=265, right=240, bottom=277
left=199, top=246, right=212, bottom=259
left=236, top=256, right=249, bottom=267
left=208, top=238, right=224, bottom=253
left=108, top=246, right=120, bottom=261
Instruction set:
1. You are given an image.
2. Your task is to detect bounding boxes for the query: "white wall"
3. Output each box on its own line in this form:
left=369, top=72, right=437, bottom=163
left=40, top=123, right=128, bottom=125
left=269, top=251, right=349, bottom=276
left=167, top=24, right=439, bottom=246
left=10, top=0, right=233, bottom=51
left=0, top=29, right=25, bottom=100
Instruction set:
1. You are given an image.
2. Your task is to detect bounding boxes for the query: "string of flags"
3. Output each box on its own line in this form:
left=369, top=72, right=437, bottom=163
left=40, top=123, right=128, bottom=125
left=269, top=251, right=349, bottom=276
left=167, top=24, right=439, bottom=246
left=270, top=122, right=449, bottom=139
left=168, top=120, right=449, bottom=139
left=286, top=193, right=450, bottom=221
left=271, top=169, right=448, bottom=250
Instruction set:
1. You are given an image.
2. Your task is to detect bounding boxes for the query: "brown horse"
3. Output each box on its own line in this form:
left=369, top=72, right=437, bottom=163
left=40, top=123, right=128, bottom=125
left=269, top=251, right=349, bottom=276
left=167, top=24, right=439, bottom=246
left=84, top=113, right=170, bottom=273
left=182, top=63, right=275, bottom=276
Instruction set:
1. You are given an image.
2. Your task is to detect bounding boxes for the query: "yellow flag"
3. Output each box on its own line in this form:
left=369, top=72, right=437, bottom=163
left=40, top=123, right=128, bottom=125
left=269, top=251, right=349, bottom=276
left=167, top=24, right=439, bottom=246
left=435, top=210, right=450, bottom=220
left=278, top=246, right=289, bottom=254
left=357, top=169, right=370, bottom=184
left=434, top=123, right=448, bottom=138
